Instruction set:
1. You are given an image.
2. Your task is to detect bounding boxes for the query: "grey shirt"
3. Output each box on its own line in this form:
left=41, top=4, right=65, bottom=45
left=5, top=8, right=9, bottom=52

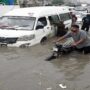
left=64, top=30, right=90, bottom=49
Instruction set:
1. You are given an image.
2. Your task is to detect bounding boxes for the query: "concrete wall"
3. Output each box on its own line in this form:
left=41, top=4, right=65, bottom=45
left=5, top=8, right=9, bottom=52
left=0, top=5, right=20, bottom=17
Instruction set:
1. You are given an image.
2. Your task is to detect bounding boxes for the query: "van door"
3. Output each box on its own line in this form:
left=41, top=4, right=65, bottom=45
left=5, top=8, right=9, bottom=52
left=35, top=17, right=50, bottom=43
left=48, top=15, right=60, bottom=37
left=59, top=13, right=72, bottom=30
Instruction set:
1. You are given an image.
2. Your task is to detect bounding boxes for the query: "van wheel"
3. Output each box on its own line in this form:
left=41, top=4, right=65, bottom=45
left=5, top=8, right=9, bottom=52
left=40, top=37, right=47, bottom=45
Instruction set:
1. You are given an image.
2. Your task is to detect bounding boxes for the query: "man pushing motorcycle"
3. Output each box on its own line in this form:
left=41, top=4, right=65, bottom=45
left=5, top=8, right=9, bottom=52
left=46, top=24, right=90, bottom=61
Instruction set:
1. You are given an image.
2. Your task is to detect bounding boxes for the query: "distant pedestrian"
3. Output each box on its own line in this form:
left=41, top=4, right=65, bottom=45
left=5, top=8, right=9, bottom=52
left=70, top=12, right=77, bottom=25
left=81, top=14, right=90, bottom=32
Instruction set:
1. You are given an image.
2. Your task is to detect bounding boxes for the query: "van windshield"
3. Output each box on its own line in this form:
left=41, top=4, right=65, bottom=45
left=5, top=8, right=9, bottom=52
left=0, top=16, right=36, bottom=30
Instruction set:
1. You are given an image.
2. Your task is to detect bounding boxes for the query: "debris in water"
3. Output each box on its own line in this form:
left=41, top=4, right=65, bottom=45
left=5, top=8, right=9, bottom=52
left=59, top=84, right=67, bottom=89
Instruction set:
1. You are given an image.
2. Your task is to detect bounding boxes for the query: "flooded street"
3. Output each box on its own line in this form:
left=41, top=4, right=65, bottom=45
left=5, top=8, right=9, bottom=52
left=0, top=39, right=90, bottom=90
left=1, top=3, right=90, bottom=90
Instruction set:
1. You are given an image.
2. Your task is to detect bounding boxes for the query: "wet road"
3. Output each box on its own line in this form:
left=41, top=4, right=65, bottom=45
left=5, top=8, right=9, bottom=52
left=0, top=39, right=90, bottom=90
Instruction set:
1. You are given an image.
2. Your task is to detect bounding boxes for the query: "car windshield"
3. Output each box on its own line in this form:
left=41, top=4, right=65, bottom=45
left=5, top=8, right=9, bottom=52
left=0, top=16, right=36, bottom=30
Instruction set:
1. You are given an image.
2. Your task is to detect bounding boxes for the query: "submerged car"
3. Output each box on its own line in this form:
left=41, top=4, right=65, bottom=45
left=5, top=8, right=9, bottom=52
left=0, top=6, right=72, bottom=47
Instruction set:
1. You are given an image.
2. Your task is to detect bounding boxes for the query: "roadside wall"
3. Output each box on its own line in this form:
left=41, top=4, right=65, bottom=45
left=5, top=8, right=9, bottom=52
left=0, top=5, right=20, bottom=17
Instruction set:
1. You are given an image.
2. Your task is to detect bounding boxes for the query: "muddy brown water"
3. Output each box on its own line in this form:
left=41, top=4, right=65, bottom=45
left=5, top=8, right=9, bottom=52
left=0, top=39, right=90, bottom=90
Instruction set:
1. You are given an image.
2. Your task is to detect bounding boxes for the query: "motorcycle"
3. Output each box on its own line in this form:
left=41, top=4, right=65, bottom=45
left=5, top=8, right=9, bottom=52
left=45, top=37, right=74, bottom=61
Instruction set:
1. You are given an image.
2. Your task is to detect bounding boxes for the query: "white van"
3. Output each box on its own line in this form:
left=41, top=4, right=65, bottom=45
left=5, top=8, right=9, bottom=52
left=0, top=6, right=72, bottom=47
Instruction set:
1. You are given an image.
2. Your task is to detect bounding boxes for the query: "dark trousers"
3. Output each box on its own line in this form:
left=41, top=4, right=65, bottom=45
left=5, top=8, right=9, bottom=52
left=83, top=46, right=90, bottom=54
left=74, top=46, right=90, bottom=54
left=81, top=24, right=89, bottom=32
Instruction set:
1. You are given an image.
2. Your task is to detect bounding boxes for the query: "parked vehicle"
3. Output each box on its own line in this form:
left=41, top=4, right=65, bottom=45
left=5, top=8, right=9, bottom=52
left=0, top=6, right=72, bottom=47
left=74, top=6, right=88, bottom=15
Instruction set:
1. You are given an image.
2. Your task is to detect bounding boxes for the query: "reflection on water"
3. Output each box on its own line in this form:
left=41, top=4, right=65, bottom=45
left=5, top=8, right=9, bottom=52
left=0, top=42, right=52, bottom=62
left=52, top=53, right=90, bottom=80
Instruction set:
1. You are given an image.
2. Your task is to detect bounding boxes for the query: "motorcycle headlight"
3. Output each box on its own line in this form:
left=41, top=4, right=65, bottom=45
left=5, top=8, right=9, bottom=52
left=18, top=34, right=35, bottom=41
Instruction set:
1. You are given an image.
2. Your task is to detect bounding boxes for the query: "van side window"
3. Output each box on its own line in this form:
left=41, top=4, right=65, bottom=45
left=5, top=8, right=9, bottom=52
left=36, top=17, right=47, bottom=29
left=38, top=17, right=47, bottom=26
left=48, top=15, right=60, bottom=24
left=59, top=13, right=71, bottom=21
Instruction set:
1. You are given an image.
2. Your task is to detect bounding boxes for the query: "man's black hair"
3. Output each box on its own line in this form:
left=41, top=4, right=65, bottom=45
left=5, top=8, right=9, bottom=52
left=71, top=24, right=79, bottom=29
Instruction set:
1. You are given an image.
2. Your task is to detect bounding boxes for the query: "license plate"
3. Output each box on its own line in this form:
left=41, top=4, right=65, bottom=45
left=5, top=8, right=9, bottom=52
left=53, top=47, right=58, bottom=51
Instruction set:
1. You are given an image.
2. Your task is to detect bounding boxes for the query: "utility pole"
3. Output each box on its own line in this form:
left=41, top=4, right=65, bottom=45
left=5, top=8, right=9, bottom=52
left=42, top=0, right=44, bottom=5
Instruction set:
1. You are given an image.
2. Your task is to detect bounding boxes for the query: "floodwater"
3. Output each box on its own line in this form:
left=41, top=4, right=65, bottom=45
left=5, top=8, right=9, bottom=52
left=0, top=39, right=90, bottom=90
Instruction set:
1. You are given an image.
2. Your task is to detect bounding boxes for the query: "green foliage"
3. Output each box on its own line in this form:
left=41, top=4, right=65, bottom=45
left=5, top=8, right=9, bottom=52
left=0, top=0, right=16, bottom=5
left=0, top=0, right=8, bottom=5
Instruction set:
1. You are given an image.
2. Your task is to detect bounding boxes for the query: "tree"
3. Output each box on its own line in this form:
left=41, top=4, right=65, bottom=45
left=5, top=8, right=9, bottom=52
left=0, top=0, right=16, bottom=5
left=52, top=0, right=64, bottom=5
